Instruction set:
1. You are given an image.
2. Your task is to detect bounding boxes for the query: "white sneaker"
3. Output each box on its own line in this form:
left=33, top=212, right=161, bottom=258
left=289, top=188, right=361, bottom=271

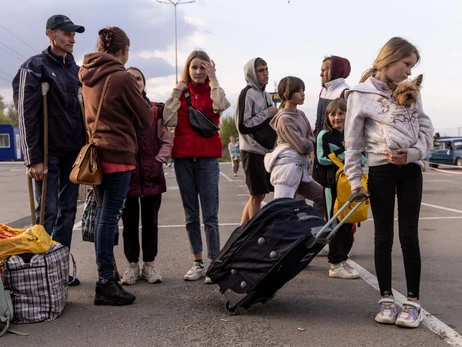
left=204, top=276, right=213, bottom=284
left=183, top=262, right=206, bottom=281
left=395, top=301, right=423, bottom=328
left=141, top=262, right=162, bottom=283
left=121, top=262, right=140, bottom=285
left=328, top=262, right=359, bottom=279
left=343, top=261, right=360, bottom=277
left=375, top=298, right=397, bottom=324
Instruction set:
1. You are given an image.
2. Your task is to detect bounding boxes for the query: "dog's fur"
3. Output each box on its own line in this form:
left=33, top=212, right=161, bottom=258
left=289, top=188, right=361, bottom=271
left=393, top=74, right=423, bottom=106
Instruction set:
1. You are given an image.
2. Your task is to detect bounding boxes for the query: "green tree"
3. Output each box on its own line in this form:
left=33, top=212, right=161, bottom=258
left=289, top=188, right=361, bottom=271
left=0, top=96, right=17, bottom=125
left=7, top=105, right=18, bottom=125
left=0, top=95, right=5, bottom=112
left=220, top=113, right=238, bottom=161
left=0, top=111, right=14, bottom=124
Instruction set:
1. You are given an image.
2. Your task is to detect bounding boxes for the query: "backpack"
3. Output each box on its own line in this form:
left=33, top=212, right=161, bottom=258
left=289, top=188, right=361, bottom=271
left=327, top=152, right=369, bottom=224
left=237, top=86, right=277, bottom=150
left=0, top=275, right=13, bottom=337
left=0, top=275, right=26, bottom=336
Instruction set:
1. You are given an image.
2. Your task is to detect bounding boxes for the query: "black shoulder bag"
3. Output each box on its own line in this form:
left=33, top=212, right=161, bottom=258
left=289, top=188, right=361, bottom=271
left=253, top=93, right=277, bottom=150
left=185, top=90, right=219, bottom=138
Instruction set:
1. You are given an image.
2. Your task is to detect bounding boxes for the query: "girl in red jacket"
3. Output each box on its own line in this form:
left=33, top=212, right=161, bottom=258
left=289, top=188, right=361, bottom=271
left=164, top=50, right=230, bottom=283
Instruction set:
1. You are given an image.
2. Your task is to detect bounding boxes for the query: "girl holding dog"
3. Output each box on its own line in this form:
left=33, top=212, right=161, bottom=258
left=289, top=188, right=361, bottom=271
left=344, top=37, right=434, bottom=328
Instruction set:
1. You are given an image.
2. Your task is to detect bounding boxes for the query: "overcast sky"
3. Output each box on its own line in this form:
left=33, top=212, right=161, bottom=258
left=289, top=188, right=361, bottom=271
left=1, top=0, right=461, bottom=135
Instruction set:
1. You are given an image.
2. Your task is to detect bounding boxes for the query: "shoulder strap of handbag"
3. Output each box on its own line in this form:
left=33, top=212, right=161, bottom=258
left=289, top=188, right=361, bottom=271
left=327, top=152, right=344, bottom=169
left=89, top=73, right=114, bottom=142
left=184, top=90, right=193, bottom=108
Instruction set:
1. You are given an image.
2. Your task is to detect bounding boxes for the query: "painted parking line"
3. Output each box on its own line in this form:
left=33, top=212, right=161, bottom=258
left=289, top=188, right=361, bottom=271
left=220, top=171, right=233, bottom=182
left=421, top=203, right=462, bottom=214
left=73, top=222, right=241, bottom=230
left=348, top=259, right=462, bottom=346
left=424, top=180, right=454, bottom=182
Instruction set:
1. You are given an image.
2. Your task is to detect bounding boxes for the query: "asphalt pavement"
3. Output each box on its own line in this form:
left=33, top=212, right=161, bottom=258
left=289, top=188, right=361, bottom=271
left=1, top=161, right=461, bottom=347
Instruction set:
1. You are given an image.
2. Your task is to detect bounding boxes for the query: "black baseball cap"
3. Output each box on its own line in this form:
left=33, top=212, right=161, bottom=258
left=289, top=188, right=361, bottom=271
left=46, top=15, right=85, bottom=33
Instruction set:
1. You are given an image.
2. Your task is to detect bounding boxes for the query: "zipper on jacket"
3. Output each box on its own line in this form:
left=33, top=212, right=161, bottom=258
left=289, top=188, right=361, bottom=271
left=137, top=150, right=144, bottom=197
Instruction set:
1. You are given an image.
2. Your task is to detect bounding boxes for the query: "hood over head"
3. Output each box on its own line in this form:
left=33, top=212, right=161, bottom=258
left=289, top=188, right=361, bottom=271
left=330, top=56, right=351, bottom=80
left=244, top=57, right=266, bottom=91
left=79, top=52, right=126, bottom=87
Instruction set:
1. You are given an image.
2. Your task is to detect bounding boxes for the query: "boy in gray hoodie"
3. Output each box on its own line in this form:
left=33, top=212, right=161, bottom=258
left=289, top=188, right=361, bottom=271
left=235, top=57, right=278, bottom=225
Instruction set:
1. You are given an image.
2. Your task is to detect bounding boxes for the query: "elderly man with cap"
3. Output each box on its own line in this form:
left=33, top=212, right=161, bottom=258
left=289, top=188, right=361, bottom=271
left=12, top=15, right=85, bottom=286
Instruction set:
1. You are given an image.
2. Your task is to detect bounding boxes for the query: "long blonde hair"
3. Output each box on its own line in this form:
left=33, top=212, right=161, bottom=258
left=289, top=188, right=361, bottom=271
left=180, top=50, right=211, bottom=82
left=360, top=37, right=420, bottom=83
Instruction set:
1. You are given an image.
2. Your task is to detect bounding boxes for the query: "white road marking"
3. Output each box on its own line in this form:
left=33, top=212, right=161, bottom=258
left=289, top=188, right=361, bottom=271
left=424, top=180, right=453, bottom=182
left=361, top=216, right=462, bottom=222
left=73, top=222, right=241, bottom=230
left=421, top=203, right=462, bottom=214
left=220, top=172, right=233, bottom=182
left=348, top=260, right=462, bottom=346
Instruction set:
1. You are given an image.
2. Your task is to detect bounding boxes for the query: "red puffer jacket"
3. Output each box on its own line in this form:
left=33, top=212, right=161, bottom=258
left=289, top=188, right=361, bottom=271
left=172, top=82, right=222, bottom=158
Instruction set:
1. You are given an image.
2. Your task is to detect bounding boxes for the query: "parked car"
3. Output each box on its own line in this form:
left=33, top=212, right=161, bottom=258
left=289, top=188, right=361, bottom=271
left=428, top=137, right=462, bottom=168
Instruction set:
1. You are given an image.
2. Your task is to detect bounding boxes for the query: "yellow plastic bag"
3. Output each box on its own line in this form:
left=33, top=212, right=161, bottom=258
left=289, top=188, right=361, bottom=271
left=0, top=224, right=57, bottom=260
left=327, top=153, right=370, bottom=224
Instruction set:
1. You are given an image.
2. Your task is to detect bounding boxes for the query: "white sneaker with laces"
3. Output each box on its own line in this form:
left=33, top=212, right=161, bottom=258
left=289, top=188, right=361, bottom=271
left=343, top=261, right=360, bottom=278
left=375, top=298, right=397, bottom=324
left=121, top=262, right=140, bottom=285
left=183, top=262, right=206, bottom=281
left=328, top=262, right=359, bottom=279
left=395, top=301, right=423, bottom=328
left=142, top=262, right=162, bottom=283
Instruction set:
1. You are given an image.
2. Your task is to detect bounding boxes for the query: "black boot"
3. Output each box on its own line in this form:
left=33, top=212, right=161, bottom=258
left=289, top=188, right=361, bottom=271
left=94, top=278, right=136, bottom=306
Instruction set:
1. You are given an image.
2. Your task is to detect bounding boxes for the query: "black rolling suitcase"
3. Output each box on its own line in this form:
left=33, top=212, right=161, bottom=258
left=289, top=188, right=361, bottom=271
left=206, top=193, right=365, bottom=315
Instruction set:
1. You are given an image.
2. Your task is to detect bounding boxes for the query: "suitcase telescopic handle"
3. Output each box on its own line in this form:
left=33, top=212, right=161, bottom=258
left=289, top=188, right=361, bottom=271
left=313, top=192, right=369, bottom=242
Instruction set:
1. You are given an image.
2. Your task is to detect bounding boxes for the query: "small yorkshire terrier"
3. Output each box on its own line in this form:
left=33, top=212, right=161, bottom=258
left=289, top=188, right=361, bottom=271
left=393, top=74, right=423, bottom=106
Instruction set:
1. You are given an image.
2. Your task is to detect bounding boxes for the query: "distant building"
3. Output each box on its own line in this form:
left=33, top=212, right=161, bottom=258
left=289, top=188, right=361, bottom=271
left=0, top=124, right=23, bottom=161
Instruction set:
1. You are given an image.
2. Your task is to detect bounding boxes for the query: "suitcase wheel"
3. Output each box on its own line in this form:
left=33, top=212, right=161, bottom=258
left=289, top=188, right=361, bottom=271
left=224, top=300, right=242, bottom=315
left=261, top=294, right=275, bottom=304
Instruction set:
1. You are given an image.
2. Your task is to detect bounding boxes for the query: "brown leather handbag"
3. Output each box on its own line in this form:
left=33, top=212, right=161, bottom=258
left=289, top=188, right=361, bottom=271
left=69, top=74, right=113, bottom=185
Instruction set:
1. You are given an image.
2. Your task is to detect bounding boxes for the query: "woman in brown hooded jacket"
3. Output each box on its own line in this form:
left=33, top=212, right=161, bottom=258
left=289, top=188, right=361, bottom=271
left=79, top=26, right=153, bottom=306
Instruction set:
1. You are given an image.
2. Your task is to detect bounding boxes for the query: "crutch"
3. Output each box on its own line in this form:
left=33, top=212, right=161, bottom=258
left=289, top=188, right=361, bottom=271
left=27, top=82, right=50, bottom=225
left=39, top=82, right=50, bottom=225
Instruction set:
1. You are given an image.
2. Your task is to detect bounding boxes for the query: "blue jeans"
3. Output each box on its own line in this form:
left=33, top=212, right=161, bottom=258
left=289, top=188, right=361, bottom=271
left=94, top=171, right=131, bottom=280
left=174, top=158, right=220, bottom=260
left=34, top=155, right=79, bottom=249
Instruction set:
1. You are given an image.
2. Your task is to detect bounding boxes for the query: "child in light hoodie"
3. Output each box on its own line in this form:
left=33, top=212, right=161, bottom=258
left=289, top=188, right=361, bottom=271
left=264, top=76, right=325, bottom=217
